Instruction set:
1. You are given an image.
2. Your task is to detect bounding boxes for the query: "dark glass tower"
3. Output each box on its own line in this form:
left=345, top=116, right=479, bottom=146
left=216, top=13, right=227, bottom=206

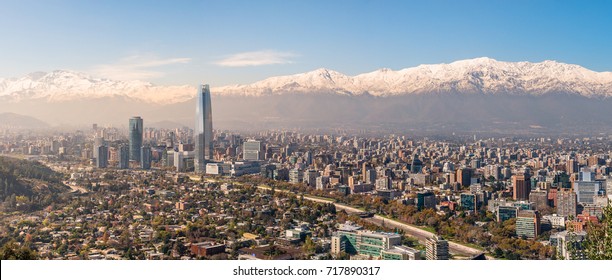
left=194, top=84, right=213, bottom=172
left=118, top=144, right=129, bottom=169
left=141, top=145, right=151, bottom=170
left=129, top=116, right=143, bottom=162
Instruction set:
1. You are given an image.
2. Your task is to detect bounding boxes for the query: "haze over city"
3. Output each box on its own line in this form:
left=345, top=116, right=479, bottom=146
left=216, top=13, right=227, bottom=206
left=1, top=0, right=611, bottom=268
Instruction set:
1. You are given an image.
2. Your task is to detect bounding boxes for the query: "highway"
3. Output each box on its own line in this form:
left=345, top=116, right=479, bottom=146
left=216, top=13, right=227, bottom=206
left=257, top=185, right=489, bottom=258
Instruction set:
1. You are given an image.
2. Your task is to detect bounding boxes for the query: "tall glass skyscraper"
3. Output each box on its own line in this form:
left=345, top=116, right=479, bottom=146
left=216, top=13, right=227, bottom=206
left=129, top=116, right=143, bottom=162
left=194, top=84, right=213, bottom=172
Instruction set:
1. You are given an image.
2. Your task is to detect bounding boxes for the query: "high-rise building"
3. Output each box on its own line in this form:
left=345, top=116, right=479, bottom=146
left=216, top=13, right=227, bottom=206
left=425, top=235, right=449, bottom=260
left=417, top=191, right=436, bottom=210
left=557, top=190, right=577, bottom=218
left=574, top=168, right=603, bottom=204
left=365, top=169, right=376, bottom=185
left=362, top=162, right=370, bottom=182
left=567, top=159, right=579, bottom=175
left=513, top=174, right=531, bottom=200
left=118, top=144, right=129, bottom=169
left=129, top=116, right=143, bottom=162
left=289, top=168, right=303, bottom=184
left=496, top=205, right=518, bottom=222
left=141, top=145, right=152, bottom=170
left=460, top=193, right=477, bottom=211
left=243, top=140, right=263, bottom=161
left=95, top=145, right=108, bottom=168
left=516, top=210, right=540, bottom=239
left=304, top=169, right=318, bottom=187
left=93, top=137, right=104, bottom=161
left=410, top=156, right=423, bottom=173
left=529, top=190, right=549, bottom=211
left=194, top=84, right=213, bottom=173
left=456, top=168, right=473, bottom=188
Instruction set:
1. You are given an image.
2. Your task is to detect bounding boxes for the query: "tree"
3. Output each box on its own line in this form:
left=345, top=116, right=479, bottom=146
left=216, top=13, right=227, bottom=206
left=303, top=236, right=316, bottom=254
left=0, top=241, right=37, bottom=260
left=584, top=205, right=612, bottom=259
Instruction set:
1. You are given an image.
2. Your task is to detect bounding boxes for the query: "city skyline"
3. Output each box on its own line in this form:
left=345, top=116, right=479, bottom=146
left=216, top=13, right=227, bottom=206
left=1, top=0, right=611, bottom=266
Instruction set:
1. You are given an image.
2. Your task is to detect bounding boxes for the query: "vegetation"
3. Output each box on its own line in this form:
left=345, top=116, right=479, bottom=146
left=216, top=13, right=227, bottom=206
left=0, top=156, right=69, bottom=212
left=238, top=175, right=556, bottom=259
left=584, top=205, right=612, bottom=259
left=0, top=241, right=38, bottom=260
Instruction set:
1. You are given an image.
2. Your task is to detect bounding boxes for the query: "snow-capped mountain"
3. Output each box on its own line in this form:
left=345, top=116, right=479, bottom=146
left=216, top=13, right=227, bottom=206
left=1, top=57, right=611, bottom=108
left=214, top=57, right=612, bottom=97
left=0, top=70, right=196, bottom=104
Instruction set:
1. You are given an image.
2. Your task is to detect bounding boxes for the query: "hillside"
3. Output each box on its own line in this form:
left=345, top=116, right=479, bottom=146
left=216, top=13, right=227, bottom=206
left=0, top=156, right=69, bottom=212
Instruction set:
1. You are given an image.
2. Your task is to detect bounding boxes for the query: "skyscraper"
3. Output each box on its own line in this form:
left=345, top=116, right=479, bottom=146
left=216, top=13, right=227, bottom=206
left=118, top=144, right=129, bottom=169
left=243, top=140, right=263, bottom=161
left=194, top=84, right=213, bottom=173
left=129, top=116, right=143, bottom=162
left=141, top=145, right=152, bottom=170
left=95, top=145, right=108, bottom=168
left=513, top=174, right=531, bottom=200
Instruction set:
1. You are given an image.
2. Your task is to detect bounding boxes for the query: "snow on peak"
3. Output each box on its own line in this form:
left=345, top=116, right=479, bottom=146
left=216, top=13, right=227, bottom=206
left=0, top=70, right=196, bottom=103
left=214, top=58, right=612, bottom=97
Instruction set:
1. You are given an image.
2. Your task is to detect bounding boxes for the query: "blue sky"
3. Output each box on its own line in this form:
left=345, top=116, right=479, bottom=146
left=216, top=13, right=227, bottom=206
left=1, top=0, right=611, bottom=86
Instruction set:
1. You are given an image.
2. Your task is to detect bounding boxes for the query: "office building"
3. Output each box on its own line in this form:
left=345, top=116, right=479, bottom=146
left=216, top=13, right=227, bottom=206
left=95, top=145, right=108, bottom=168
left=417, top=191, right=436, bottom=210
left=243, top=140, right=264, bottom=161
left=557, top=190, right=577, bottom=218
left=289, top=168, right=303, bottom=184
left=496, top=205, right=518, bottom=222
left=128, top=117, right=143, bottom=162
left=574, top=181, right=603, bottom=205
left=93, top=137, right=104, bottom=161
left=316, top=176, right=330, bottom=190
left=365, top=169, right=377, bottom=185
left=194, top=84, right=213, bottom=172
left=304, top=169, right=318, bottom=187
left=529, top=190, right=549, bottom=211
left=516, top=210, right=540, bottom=239
left=460, top=193, right=477, bottom=211
left=456, top=168, right=473, bottom=188
left=141, top=145, right=152, bottom=170
left=331, top=222, right=402, bottom=258
left=375, top=176, right=391, bottom=190
left=118, top=144, right=129, bottom=169
left=410, top=156, right=423, bottom=173
left=425, top=235, right=449, bottom=260
left=513, top=174, right=531, bottom=201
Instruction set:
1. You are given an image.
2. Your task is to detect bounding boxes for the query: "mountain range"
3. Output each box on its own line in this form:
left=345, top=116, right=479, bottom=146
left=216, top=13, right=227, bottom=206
left=215, top=57, right=612, bottom=98
left=1, top=57, right=611, bottom=133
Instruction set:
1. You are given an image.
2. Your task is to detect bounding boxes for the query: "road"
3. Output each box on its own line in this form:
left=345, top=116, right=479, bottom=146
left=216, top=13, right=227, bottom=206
left=258, top=185, right=489, bottom=258
left=63, top=181, right=89, bottom=194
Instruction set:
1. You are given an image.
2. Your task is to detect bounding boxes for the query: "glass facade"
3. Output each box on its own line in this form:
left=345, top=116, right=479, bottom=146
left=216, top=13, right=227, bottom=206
left=194, top=84, right=213, bottom=172
left=497, top=205, right=518, bottom=222
left=460, top=193, right=476, bottom=211
left=128, top=116, right=143, bottom=162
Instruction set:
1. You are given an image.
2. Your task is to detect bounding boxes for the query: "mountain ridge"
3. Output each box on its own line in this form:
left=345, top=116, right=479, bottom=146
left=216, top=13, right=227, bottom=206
left=215, top=57, right=612, bottom=97
left=1, top=58, right=611, bottom=104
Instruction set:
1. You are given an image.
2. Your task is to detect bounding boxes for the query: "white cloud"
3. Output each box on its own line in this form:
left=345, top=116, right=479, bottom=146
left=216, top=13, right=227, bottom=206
left=91, top=55, right=191, bottom=81
left=215, top=50, right=297, bottom=67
